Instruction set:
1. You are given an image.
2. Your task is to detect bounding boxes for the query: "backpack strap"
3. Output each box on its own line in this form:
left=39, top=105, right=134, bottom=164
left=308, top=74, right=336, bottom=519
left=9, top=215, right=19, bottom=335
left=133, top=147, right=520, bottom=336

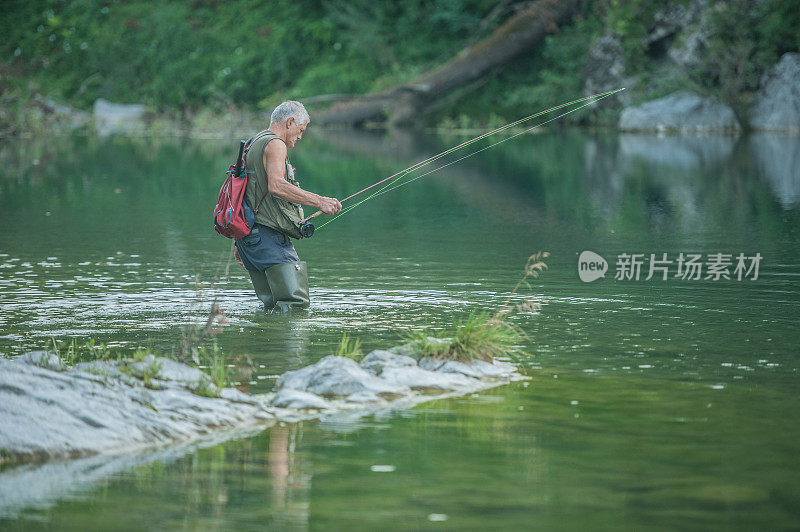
left=244, top=130, right=288, bottom=216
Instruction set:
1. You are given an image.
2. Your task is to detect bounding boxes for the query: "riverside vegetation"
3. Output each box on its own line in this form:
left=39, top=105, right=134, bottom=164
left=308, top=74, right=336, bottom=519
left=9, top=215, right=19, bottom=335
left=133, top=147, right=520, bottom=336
left=2, top=0, right=799, bottom=133
left=47, top=337, right=230, bottom=397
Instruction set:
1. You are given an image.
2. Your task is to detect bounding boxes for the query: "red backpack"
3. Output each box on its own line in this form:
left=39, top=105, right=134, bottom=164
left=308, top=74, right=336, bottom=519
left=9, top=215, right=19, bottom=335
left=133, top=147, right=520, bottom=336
left=213, top=133, right=270, bottom=239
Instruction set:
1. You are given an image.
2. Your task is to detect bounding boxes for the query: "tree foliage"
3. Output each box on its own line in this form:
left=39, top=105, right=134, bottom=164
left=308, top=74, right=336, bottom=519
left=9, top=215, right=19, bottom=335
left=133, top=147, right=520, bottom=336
left=1, top=0, right=494, bottom=112
left=2, top=0, right=798, bottom=122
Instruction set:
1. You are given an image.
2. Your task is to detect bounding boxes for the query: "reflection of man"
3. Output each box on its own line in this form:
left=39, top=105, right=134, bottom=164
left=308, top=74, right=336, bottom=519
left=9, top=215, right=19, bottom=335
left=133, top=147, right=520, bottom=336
left=235, top=101, right=341, bottom=313
left=268, top=423, right=311, bottom=528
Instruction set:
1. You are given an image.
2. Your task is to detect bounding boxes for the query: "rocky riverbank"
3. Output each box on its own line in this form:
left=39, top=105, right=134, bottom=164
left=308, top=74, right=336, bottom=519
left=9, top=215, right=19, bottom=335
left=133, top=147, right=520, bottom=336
left=4, top=52, right=798, bottom=138
left=616, top=53, right=800, bottom=134
left=0, top=346, right=527, bottom=465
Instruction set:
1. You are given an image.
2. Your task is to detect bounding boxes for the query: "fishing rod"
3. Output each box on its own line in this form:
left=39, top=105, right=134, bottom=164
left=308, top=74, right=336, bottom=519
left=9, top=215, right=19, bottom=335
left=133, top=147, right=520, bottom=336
left=314, top=88, right=624, bottom=232
left=297, top=88, right=625, bottom=237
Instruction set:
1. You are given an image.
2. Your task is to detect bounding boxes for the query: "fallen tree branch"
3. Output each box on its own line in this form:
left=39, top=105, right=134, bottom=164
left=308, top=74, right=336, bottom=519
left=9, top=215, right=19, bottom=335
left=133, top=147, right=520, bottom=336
left=315, top=0, right=581, bottom=127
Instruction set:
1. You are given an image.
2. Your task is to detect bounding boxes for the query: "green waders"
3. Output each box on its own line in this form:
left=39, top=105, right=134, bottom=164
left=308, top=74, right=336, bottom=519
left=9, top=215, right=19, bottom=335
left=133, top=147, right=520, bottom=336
left=248, top=261, right=310, bottom=314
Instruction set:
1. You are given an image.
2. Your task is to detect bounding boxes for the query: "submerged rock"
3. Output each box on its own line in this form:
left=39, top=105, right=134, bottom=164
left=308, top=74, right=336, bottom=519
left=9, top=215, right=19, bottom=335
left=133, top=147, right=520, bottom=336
left=619, top=92, right=741, bottom=133
left=749, top=53, right=800, bottom=133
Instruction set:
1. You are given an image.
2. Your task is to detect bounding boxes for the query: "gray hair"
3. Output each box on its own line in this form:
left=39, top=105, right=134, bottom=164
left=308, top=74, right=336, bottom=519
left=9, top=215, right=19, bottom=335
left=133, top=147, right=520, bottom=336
left=270, top=100, right=310, bottom=126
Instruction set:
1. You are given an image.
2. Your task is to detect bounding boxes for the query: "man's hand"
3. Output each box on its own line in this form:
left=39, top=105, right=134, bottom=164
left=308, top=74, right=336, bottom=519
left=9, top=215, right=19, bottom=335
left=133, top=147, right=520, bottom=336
left=317, top=196, right=342, bottom=215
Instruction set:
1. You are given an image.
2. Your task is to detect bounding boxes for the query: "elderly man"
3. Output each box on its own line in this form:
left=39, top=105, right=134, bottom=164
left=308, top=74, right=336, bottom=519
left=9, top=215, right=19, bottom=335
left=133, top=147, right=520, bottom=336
left=236, top=100, right=341, bottom=313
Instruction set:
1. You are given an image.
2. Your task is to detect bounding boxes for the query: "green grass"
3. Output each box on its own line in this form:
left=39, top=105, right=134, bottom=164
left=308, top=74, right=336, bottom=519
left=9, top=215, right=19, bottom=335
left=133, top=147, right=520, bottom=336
left=197, top=340, right=229, bottom=393
left=192, top=377, right=220, bottom=398
left=48, top=337, right=123, bottom=367
left=407, top=251, right=548, bottom=364
left=42, top=335, right=231, bottom=397
left=334, top=333, right=363, bottom=361
left=51, top=337, right=78, bottom=366
left=409, top=312, right=526, bottom=363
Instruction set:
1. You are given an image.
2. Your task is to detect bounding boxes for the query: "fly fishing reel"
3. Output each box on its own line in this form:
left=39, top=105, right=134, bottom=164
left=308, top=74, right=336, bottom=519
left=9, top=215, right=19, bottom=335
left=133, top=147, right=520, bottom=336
left=299, top=221, right=315, bottom=238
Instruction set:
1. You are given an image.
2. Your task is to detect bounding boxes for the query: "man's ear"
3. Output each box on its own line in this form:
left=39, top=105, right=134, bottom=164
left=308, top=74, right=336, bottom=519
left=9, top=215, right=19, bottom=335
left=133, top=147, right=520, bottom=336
left=286, top=117, right=295, bottom=128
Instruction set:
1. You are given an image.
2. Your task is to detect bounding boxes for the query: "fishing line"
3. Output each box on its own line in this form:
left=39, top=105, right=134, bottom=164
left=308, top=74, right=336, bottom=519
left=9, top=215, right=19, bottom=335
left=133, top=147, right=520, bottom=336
left=367, top=91, right=618, bottom=201
left=301, top=88, right=624, bottom=230
left=314, top=88, right=622, bottom=230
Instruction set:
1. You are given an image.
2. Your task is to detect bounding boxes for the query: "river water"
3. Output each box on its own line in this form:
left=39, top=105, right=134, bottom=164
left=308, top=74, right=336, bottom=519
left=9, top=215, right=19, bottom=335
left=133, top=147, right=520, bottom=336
left=0, top=129, right=798, bottom=529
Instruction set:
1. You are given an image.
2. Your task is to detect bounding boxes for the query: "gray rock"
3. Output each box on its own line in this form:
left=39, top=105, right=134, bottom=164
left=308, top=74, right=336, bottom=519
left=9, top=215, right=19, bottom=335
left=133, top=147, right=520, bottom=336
left=218, top=387, right=260, bottom=405
left=93, top=98, right=148, bottom=136
left=344, top=391, right=386, bottom=404
left=418, top=356, right=517, bottom=379
left=387, top=342, right=421, bottom=359
left=379, top=365, right=474, bottom=392
left=667, top=3, right=712, bottom=71
left=583, top=34, right=635, bottom=110
left=73, top=360, right=123, bottom=380
left=271, top=389, right=329, bottom=410
left=1, top=346, right=527, bottom=473
left=647, top=0, right=706, bottom=51
left=16, top=351, right=63, bottom=371
left=359, top=350, right=417, bottom=375
left=151, top=356, right=208, bottom=388
left=619, top=91, right=741, bottom=133
left=584, top=1, right=709, bottom=111
left=749, top=53, right=800, bottom=133
left=30, top=97, right=91, bottom=132
left=0, top=355, right=273, bottom=463
left=276, top=355, right=410, bottom=399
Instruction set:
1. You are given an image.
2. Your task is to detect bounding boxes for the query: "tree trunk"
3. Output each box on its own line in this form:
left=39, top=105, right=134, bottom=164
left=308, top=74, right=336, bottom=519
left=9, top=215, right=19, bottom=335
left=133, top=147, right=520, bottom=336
left=314, top=0, right=581, bottom=127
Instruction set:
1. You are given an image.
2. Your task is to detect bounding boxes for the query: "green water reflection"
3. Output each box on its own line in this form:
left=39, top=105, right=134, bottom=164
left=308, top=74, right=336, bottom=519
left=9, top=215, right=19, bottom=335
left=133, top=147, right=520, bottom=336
left=0, top=129, right=798, bottom=529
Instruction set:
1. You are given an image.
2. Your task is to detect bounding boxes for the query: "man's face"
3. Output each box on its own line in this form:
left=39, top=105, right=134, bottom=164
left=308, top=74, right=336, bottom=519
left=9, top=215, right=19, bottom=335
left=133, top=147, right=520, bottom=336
left=286, top=118, right=307, bottom=148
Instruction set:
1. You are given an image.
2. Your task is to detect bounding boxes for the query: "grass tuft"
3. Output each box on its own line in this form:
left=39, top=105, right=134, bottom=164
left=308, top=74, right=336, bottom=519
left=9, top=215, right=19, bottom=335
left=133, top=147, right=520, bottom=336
left=334, top=333, right=363, bottom=361
left=197, top=340, right=229, bottom=392
left=409, top=312, right=526, bottom=364
left=407, top=251, right=548, bottom=364
left=192, top=377, right=219, bottom=398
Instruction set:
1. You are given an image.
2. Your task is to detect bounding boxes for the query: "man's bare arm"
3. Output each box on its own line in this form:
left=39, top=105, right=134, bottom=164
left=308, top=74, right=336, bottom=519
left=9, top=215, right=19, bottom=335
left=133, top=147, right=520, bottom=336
left=264, top=141, right=341, bottom=214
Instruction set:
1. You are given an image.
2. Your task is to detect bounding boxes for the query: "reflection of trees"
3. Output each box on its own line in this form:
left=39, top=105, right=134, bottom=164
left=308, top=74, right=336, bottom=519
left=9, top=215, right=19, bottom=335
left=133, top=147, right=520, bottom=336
left=311, top=128, right=550, bottom=226
left=311, top=127, right=798, bottom=241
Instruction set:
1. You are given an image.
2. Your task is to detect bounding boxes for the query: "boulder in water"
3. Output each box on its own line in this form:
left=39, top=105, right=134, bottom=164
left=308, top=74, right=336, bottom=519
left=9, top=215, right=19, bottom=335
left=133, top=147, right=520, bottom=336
left=619, top=91, right=741, bottom=133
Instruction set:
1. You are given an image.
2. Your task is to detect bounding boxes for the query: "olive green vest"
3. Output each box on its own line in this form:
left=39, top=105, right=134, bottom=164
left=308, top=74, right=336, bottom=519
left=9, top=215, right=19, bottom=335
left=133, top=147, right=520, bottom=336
left=243, top=130, right=305, bottom=239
